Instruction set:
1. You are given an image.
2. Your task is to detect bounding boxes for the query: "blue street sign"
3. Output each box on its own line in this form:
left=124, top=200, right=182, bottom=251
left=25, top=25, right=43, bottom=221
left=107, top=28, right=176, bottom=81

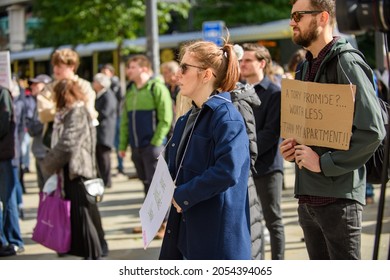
left=202, top=21, right=225, bottom=46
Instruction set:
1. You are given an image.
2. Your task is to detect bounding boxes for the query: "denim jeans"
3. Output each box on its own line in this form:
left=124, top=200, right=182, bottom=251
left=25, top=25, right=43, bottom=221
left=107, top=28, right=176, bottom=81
left=0, top=160, right=24, bottom=247
left=298, top=199, right=362, bottom=260
left=14, top=166, right=23, bottom=207
left=0, top=200, right=6, bottom=246
left=254, top=171, right=285, bottom=260
left=366, top=183, right=374, bottom=198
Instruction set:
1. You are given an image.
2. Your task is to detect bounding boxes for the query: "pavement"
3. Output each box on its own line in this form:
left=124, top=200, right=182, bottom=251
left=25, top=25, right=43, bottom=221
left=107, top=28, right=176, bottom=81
left=3, top=154, right=390, bottom=260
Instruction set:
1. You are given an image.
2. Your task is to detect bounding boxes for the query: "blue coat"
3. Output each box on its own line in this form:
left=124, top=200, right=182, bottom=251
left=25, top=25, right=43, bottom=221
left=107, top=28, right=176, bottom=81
left=159, top=92, right=251, bottom=260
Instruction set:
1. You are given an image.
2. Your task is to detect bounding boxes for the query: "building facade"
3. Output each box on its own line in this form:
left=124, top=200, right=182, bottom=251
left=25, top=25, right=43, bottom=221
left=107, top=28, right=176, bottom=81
left=0, top=0, right=33, bottom=52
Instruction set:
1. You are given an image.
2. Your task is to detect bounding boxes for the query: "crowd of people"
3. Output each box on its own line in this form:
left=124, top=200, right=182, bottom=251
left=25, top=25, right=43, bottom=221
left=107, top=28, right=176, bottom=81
left=1, top=0, right=388, bottom=260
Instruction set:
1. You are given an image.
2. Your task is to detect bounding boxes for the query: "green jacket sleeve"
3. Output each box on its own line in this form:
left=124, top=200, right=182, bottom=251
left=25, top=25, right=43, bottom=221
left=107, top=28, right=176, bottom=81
left=320, top=53, right=386, bottom=176
left=150, top=82, right=173, bottom=146
left=119, top=92, right=129, bottom=151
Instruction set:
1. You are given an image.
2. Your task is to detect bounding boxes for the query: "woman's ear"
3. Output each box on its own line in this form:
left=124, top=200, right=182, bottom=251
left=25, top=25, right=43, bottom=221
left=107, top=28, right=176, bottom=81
left=203, top=69, right=214, bottom=83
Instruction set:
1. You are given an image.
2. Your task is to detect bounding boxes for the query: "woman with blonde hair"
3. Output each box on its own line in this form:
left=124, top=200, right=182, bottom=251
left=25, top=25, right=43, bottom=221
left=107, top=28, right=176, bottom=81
left=159, top=38, right=251, bottom=260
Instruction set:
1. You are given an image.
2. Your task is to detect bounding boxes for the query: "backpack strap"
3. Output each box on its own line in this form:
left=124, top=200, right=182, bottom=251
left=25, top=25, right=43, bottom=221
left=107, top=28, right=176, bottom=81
left=294, top=49, right=368, bottom=84
left=324, top=49, right=367, bottom=84
left=126, top=79, right=157, bottom=107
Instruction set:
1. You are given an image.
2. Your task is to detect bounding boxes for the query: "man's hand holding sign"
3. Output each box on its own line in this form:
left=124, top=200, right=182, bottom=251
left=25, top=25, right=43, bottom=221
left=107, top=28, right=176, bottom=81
left=280, top=79, right=356, bottom=172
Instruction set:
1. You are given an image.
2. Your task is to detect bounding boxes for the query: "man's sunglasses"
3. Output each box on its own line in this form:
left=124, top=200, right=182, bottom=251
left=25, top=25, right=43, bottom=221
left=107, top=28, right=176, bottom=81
left=179, top=63, right=217, bottom=77
left=290, top=11, right=323, bottom=23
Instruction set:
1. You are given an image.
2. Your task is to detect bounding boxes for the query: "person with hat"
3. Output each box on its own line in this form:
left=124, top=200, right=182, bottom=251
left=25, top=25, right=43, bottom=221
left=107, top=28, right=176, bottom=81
left=29, top=74, right=52, bottom=85
left=26, top=74, right=52, bottom=192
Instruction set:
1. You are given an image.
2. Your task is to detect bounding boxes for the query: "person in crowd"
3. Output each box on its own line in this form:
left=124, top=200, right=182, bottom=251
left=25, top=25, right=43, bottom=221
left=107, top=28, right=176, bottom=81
left=231, top=82, right=264, bottom=260
left=161, top=60, right=181, bottom=135
left=279, top=0, right=385, bottom=259
left=0, top=85, right=24, bottom=257
left=93, top=73, right=117, bottom=189
left=287, top=48, right=307, bottom=79
left=159, top=39, right=251, bottom=260
left=20, top=80, right=32, bottom=175
left=41, top=79, right=108, bottom=260
left=240, top=43, right=285, bottom=260
left=100, top=63, right=124, bottom=175
left=374, top=52, right=389, bottom=103
left=230, top=43, right=264, bottom=260
left=161, top=60, right=180, bottom=105
left=37, top=48, right=98, bottom=139
left=26, top=74, right=52, bottom=192
left=119, top=54, right=172, bottom=238
left=175, top=92, right=192, bottom=120
left=270, top=62, right=285, bottom=87
left=10, top=76, right=27, bottom=221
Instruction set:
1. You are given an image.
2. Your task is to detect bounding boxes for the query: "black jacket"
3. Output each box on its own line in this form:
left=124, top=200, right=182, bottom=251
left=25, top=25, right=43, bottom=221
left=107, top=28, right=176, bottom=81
left=95, top=89, right=117, bottom=148
left=231, top=83, right=264, bottom=260
left=0, top=87, right=15, bottom=161
left=253, top=77, right=284, bottom=176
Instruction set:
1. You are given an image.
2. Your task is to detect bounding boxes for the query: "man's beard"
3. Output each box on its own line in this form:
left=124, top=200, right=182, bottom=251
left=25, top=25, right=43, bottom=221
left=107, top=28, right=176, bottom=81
left=292, top=19, right=319, bottom=48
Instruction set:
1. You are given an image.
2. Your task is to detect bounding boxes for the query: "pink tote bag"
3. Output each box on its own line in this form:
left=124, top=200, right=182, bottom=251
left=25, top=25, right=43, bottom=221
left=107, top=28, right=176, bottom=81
left=32, top=175, right=71, bottom=253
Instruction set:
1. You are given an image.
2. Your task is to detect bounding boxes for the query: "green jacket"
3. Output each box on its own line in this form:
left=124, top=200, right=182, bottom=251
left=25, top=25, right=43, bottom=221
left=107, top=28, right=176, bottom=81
left=119, top=78, right=172, bottom=149
left=295, top=38, right=385, bottom=204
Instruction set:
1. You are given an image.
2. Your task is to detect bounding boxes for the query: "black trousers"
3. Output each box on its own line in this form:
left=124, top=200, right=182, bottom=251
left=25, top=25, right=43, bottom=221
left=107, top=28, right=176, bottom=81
left=96, top=144, right=112, bottom=188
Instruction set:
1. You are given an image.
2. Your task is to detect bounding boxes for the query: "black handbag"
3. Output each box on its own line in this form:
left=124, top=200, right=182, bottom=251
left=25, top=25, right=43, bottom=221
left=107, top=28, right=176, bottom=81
left=42, top=121, right=54, bottom=148
left=81, top=109, right=105, bottom=204
left=82, top=178, right=104, bottom=204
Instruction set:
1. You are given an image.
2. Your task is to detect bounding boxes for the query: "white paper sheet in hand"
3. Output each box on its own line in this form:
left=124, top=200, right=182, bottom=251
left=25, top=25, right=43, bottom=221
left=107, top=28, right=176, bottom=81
left=139, top=155, right=175, bottom=249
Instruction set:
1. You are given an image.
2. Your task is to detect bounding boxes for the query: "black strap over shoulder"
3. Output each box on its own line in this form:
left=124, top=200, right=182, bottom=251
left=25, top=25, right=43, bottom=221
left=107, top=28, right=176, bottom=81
left=294, top=49, right=366, bottom=83
left=324, top=49, right=367, bottom=84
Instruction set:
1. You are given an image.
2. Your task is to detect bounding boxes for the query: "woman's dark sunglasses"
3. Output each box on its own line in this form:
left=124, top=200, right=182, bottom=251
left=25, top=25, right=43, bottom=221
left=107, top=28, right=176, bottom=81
left=290, top=11, right=323, bottom=23
left=179, top=63, right=216, bottom=77
left=179, top=63, right=206, bottom=74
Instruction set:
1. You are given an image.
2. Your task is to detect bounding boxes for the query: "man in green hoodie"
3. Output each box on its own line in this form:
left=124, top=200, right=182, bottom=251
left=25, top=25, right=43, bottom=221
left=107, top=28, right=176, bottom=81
left=119, top=55, right=172, bottom=190
left=280, top=0, right=385, bottom=259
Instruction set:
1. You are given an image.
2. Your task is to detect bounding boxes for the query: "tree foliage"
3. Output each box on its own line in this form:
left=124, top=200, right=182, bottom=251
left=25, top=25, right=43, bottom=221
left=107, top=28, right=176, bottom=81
left=31, top=0, right=191, bottom=47
left=30, top=0, right=292, bottom=47
left=187, top=0, right=291, bottom=30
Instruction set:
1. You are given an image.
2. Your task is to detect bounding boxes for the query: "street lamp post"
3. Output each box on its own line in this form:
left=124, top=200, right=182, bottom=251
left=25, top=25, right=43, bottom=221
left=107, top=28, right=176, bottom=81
left=145, top=0, right=160, bottom=75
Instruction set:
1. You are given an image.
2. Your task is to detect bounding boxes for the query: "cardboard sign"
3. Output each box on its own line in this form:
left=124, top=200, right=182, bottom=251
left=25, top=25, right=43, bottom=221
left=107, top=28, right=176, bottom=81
left=0, top=51, right=12, bottom=90
left=281, top=79, right=356, bottom=150
left=139, top=155, right=175, bottom=249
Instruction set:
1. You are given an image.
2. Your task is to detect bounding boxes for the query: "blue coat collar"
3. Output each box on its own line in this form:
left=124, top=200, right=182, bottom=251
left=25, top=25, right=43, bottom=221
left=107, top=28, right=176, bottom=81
left=203, top=91, right=232, bottom=111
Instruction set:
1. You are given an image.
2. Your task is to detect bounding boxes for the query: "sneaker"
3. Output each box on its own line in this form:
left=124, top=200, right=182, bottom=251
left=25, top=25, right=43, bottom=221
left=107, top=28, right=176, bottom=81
left=0, top=245, right=16, bottom=257
left=133, top=226, right=142, bottom=234
left=19, top=207, right=24, bottom=220
left=128, top=173, right=138, bottom=179
left=13, top=245, right=25, bottom=254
